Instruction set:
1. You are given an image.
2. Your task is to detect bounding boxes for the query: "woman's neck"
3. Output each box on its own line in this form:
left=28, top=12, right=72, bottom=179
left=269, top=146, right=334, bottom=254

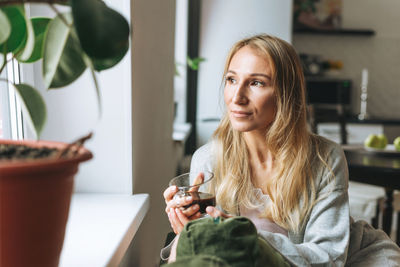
left=243, top=130, right=274, bottom=191
left=243, top=130, right=272, bottom=165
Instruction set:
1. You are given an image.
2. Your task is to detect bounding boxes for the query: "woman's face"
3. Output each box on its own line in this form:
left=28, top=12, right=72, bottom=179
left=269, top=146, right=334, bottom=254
left=224, top=46, right=276, bottom=133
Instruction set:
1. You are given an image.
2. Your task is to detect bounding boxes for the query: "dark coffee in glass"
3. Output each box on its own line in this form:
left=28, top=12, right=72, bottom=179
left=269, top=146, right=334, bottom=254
left=169, top=171, right=215, bottom=217
left=183, top=192, right=216, bottom=214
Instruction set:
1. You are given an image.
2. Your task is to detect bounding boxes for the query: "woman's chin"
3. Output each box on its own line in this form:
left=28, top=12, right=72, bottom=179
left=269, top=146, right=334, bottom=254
left=231, top=123, right=254, bottom=132
left=230, top=120, right=270, bottom=133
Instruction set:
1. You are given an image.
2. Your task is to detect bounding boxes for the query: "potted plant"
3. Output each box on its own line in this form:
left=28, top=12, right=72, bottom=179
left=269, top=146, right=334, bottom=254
left=0, top=0, right=130, bottom=266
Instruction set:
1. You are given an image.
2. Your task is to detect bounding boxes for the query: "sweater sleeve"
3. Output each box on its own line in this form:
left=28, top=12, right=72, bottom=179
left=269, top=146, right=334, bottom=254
left=189, top=143, right=214, bottom=184
left=259, top=143, right=350, bottom=267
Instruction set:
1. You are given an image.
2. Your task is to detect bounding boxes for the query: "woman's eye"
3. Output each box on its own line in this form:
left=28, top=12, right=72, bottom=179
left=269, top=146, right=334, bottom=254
left=225, top=77, right=236, bottom=84
left=251, top=80, right=265, bottom=87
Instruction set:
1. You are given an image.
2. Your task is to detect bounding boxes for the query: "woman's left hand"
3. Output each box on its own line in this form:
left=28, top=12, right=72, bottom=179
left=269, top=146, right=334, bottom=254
left=168, top=206, right=201, bottom=234
left=205, top=206, right=232, bottom=219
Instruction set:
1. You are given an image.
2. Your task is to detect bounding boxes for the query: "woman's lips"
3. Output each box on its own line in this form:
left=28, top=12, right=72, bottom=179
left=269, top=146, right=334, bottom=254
left=231, top=110, right=252, bottom=118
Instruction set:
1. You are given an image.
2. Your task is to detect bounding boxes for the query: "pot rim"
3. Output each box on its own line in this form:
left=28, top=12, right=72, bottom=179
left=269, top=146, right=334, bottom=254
left=0, top=139, right=93, bottom=171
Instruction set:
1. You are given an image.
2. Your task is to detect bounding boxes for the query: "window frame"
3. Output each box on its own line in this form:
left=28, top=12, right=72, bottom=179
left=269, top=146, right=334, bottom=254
left=0, top=55, right=24, bottom=140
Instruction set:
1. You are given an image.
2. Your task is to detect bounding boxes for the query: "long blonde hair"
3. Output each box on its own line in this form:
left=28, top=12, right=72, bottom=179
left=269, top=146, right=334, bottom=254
left=212, top=34, right=325, bottom=232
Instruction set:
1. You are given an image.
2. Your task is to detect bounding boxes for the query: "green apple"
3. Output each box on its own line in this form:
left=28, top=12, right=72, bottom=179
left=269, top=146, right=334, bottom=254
left=364, top=134, right=381, bottom=148
left=394, top=136, right=400, bottom=151
left=393, top=160, right=400, bottom=168
left=377, top=134, right=388, bottom=149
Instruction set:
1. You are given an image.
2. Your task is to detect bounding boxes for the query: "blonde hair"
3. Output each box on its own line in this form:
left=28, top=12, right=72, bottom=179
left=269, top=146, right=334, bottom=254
left=212, top=34, right=327, bottom=232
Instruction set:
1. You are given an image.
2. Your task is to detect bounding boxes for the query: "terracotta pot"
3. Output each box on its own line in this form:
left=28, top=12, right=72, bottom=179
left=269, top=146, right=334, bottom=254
left=0, top=139, right=92, bottom=267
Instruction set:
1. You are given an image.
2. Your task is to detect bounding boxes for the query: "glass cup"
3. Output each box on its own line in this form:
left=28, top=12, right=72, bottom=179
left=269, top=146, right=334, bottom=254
left=169, top=171, right=215, bottom=216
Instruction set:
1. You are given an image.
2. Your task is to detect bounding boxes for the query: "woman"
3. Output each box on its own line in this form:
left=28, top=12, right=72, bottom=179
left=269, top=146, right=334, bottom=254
left=163, top=34, right=400, bottom=266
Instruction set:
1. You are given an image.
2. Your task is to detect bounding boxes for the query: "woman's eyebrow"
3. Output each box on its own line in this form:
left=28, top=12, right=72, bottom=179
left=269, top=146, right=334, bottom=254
left=250, top=73, right=271, bottom=79
left=227, top=70, right=271, bottom=79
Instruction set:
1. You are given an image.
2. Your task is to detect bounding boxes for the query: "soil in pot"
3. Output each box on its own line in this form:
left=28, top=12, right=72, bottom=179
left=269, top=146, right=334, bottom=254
left=0, top=144, right=59, bottom=160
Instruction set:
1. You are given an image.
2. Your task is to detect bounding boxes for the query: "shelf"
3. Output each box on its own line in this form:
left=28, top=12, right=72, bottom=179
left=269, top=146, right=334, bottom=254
left=294, top=28, right=375, bottom=36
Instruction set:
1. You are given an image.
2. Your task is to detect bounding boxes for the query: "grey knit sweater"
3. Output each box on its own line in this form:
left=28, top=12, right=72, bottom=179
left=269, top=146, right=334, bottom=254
left=189, top=137, right=400, bottom=267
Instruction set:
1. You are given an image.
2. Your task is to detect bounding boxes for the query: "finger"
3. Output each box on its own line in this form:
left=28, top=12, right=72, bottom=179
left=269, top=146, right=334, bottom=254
left=165, top=194, right=193, bottom=213
left=170, top=208, right=185, bottom=234
left=189, top=211, right=202, bottom=220
left=174, top=195, right=193, bottom=208
left=181, top=204, right=199, bottom=217
left=164, top=186, right=178, bottom=203
left=168, top=208, right=182, bottom=234
left=165, top=199, right=178, bottom=213
left=206, top=206, right=231, bottom=218
left=189, top=172, right=204, bottom=192
left=175, top=208, right=190, bottom=226
left=167, top=210, right=177, bottom=234
left=166, top=199, right=176, bottom=213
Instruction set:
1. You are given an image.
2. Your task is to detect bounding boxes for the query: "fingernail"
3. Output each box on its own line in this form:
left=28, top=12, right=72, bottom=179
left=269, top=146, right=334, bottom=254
left=175, top=208, right=179, bottom=213
left=192, top=204, right=199, bottom=210
left=186, top=196, right=192, bottom=201
left=170, top=208, right=174, bottom=213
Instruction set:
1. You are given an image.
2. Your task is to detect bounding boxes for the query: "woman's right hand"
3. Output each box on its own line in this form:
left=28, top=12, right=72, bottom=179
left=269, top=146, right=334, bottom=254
left=163, top=173, right=204, bottom=234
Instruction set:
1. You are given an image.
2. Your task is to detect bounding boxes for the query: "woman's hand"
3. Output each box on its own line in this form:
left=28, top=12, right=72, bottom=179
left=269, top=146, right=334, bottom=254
left=163, top=173, right=204, bottom=234
left=206, top=206, right=232, bottom=219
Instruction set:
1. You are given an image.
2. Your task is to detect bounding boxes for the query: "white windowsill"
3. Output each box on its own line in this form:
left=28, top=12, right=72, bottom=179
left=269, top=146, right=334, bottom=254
left=59, top=193, right=150, bottom=267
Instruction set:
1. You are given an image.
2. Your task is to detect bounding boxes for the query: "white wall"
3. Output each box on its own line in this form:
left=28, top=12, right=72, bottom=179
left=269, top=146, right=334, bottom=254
left=24, top=1, right=133, bottom=194
left=196, top=0, right=293, bottom=146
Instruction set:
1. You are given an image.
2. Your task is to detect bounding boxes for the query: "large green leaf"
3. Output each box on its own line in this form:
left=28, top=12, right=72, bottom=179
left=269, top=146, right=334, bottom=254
left=91, top=45, right=128, bottom=71
left=0, top=9, right=11, bottom=45
left=43, top=13, right=86, bottom=89
left=15, top=10, right=35, bottom=61
left=20, top=17, right=50, bottom=63
left=12, top=83, right=47, bottom=137
left=0, top=5, right=26, bottom=54
left=71, top=0, right=130, bottom=61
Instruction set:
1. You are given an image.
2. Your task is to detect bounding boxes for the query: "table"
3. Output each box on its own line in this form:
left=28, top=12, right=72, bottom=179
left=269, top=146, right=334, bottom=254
left=342, top=145, right=400, bottom=245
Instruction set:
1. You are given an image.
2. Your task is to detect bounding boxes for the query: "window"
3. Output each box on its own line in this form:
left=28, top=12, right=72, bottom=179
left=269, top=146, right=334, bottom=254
left=0, top=55, right=23, bottom=140
left=0, top=60, right=9, bottom=139
left=173, top=0, right=189, bottom=124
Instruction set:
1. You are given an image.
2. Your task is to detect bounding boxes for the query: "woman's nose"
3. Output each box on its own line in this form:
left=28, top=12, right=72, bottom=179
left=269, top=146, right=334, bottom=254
left=232, top=83, right=248, bottom=104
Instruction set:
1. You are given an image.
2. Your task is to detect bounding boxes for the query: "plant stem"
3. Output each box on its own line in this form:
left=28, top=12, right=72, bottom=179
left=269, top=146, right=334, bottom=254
left=56, top=132, right=93, bottom=159
left=89, top=66, right=102, bottom=118
left=48, top=3, right=71, bottom=28
left=0, top=44, right=8, bottom=74
left=81, top=52, right=103, bottom=119
left=0, top=77, right=11, bottom=83
left=0, top=60, right=6, bottom=74
left=0, top=55, right=16, bottom=76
